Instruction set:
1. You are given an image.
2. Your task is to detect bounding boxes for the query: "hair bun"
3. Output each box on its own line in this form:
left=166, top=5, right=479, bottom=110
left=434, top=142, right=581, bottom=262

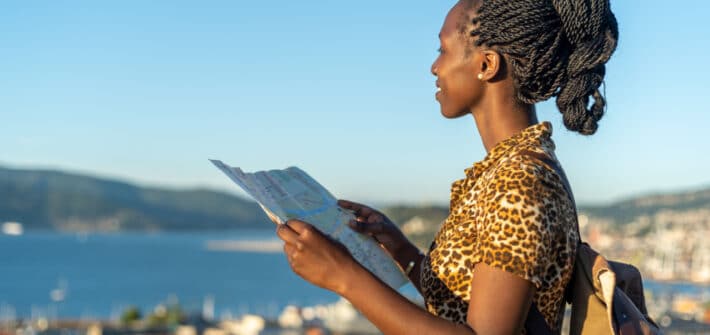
left=552, top=0, right=618, bottom=46
left=551, top=0, right=618, bottom=135
left=468, top=0, right=619, bottom=135
left=556, top=68, right=605, bottom=135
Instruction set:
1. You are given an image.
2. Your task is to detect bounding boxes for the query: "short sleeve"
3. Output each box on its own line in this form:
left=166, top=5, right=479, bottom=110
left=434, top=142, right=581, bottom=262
left=478, top=157, right=565, bottom=289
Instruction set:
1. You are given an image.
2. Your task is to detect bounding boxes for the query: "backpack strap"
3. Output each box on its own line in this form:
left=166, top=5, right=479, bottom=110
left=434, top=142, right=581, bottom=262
left=519, top=149, right=579, bottom=335
left=519, top=150, right=662, bottom=335
left=526, top=303, right=555, bottom=335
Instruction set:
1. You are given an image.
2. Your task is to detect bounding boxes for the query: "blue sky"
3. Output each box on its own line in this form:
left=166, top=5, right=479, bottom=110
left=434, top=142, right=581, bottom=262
left=2, top=0, right=709, bottom=206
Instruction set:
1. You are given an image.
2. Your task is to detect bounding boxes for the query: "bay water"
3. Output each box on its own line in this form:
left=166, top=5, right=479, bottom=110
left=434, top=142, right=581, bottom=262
left=0, top=231, right=340, bottom=320
left=0, top=231, right=707, bottom=321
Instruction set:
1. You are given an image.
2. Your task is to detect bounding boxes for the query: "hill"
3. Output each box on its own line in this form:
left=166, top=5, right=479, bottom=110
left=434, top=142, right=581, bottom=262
left=578, top=188, right=710, bottom=228
left=382, top=186, right=710, bottom=249
left=2, top=165, right=708, bottom=237
left=0, top=166, right=269, bottom=232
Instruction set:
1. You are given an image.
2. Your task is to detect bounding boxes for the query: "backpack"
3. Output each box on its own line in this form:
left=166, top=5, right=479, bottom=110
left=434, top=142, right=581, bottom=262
left=520, top=150, right=662, bottom=335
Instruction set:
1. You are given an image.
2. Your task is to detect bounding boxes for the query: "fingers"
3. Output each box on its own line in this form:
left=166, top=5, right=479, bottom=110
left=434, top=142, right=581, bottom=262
left=285, top=219, right=312, bottom=235
left=348, top=218, right=375, bottom=233
left=338, top=199, right=376, bottom=217
left=276, top=223, right=299, bottom=244
left=280, top=219, right=327, bottom=246
left=280, top=220, right=330, bottom=268
left=283, top=242, right=300, bottom=267
left=351, top=220, right=386, bottom=236
left=284, top=242, right=295, bottom=257
left=282, top=234, right=302, bottom=262
left=366, top=211, right=387, bottom=225
left=347, top=210, right=387, bottom=234
left=338, top=199, right=387, bottom=225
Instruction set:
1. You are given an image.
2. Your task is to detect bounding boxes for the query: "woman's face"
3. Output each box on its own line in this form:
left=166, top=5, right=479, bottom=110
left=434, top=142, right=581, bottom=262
left=431, top=1, right=483, bottom=119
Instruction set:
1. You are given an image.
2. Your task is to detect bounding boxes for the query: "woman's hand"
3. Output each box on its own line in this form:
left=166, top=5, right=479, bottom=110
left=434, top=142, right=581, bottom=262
left=338, top=199, right=409, bottom=256
left=276, top=219, right=358, bottom=294
left=339, top=199, right=425, bottom=294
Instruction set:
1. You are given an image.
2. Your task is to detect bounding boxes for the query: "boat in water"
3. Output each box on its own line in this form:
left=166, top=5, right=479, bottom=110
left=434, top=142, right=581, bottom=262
left=1, top=222, right=23, bottom=236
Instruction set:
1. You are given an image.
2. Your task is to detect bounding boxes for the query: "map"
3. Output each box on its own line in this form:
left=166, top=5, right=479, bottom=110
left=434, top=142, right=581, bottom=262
left=210, top=160, right=408, bottom=289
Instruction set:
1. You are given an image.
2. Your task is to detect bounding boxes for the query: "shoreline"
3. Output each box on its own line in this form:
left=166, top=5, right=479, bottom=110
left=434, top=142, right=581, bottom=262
left=205, top=240, right=284, bottom=253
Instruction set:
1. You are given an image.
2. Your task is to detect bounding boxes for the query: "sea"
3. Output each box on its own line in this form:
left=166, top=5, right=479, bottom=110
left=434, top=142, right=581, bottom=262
left=0, top=231, right=708, bottom=322
left=0, top=230, right=344, bottom=320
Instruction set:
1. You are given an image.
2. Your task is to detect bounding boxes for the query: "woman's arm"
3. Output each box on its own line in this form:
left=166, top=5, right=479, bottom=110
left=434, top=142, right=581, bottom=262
left=338, top=200, right=426, bottom=294
left=341, top=251, right=535, bottom=335
left=466, top=262, right=535, bottom=335
left=277, top=219, right=535, bottom=335
left=338, top=253, right=475, bottom=335
left=390, top=241, right=426, bottom=294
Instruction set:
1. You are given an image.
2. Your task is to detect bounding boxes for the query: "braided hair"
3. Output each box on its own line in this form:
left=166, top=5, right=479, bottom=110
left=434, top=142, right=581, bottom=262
left=463, top=0, right=618, bottom=135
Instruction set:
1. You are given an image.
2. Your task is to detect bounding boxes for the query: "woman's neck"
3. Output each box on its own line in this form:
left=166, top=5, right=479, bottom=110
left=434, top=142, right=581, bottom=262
left=472, top=99, right=538, bottom=153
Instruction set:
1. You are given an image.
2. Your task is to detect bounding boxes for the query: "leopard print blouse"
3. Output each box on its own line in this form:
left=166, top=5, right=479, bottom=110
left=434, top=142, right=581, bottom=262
left=420, top=122, right=578, bottom=334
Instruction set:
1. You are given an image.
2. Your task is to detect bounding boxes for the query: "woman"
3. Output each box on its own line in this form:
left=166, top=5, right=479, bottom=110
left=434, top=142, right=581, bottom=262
left=276, top=0, right=618, bottom=334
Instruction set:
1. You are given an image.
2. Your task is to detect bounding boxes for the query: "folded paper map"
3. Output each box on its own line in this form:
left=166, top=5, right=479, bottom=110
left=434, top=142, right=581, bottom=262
left=210, top=160, right=408, bottom=289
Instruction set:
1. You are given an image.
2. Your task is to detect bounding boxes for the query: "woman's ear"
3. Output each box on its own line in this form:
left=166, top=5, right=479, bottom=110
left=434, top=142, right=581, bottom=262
left=479, top=50, right=503, bottom=81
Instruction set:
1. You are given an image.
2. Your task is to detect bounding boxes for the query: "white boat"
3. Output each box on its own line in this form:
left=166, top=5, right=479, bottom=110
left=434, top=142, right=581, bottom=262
left=1, top=222, right=23, bottom=236
left=220, top=314, right=265, bottom=335
left=50, top=279, right=68, bottom=302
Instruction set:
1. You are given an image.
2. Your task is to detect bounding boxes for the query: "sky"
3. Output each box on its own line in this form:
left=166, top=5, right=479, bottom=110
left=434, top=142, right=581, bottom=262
left=1, top=0, right=709, bottom=207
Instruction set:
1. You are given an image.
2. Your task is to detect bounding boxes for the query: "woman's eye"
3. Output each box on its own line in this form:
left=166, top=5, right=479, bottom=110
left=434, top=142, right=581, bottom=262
left=437, top=47, right=443, bottom=53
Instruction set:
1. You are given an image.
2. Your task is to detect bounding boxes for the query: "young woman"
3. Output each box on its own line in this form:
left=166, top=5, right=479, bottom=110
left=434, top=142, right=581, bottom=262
left=276, top=0, right=618, bottom=334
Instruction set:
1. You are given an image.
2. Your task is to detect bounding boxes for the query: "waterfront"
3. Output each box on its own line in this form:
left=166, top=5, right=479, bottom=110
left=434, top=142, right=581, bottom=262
left=1, top=231, right=709, bottom=334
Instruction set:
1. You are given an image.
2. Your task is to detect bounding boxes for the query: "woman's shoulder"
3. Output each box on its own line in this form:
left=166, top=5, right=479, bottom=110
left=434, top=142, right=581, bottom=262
left=486, top=148, right=563, bottom=193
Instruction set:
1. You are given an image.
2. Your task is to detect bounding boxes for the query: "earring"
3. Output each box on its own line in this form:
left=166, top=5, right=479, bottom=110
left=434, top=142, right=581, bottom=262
left=477, top=73, right=484, bottom=80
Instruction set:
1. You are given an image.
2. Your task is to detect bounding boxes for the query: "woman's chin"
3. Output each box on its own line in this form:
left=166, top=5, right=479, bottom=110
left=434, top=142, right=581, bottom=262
left=440, top=107, right=468, bottom=119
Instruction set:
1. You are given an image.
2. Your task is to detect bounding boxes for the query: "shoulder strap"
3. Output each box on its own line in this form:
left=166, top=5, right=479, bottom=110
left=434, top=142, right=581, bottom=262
left=519, top=149, right=579, bottom=335
left=520, top=150, right=661, bottom=335
left=526, top=303, right=555, bottom=335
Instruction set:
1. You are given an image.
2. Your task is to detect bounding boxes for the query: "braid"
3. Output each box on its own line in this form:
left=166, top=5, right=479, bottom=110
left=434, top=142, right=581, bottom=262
left=552, top=0, right=618, bottom=135
left=466, top=0, right=618, bottom=135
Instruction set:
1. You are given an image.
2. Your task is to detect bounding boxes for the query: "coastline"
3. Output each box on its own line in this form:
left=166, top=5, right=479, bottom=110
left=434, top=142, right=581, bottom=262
left=205, top=240, right=284, bottom=253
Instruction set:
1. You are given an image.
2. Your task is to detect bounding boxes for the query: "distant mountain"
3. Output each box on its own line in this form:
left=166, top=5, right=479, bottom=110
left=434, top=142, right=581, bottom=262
left=578, top=187, right=710, bottom=227
left=383, top=187, right=710, bottom=249
left=0, top=166, right=269, bottom=232
left=2, top=164, right=708, bottom=235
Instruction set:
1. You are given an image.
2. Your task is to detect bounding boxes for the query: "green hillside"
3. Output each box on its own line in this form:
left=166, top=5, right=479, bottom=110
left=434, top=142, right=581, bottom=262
left=578, top=188, right=710, bottom=226
left=0, top=166, right=269, bottom=232
left=2, top=165, right=707, bottom=236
